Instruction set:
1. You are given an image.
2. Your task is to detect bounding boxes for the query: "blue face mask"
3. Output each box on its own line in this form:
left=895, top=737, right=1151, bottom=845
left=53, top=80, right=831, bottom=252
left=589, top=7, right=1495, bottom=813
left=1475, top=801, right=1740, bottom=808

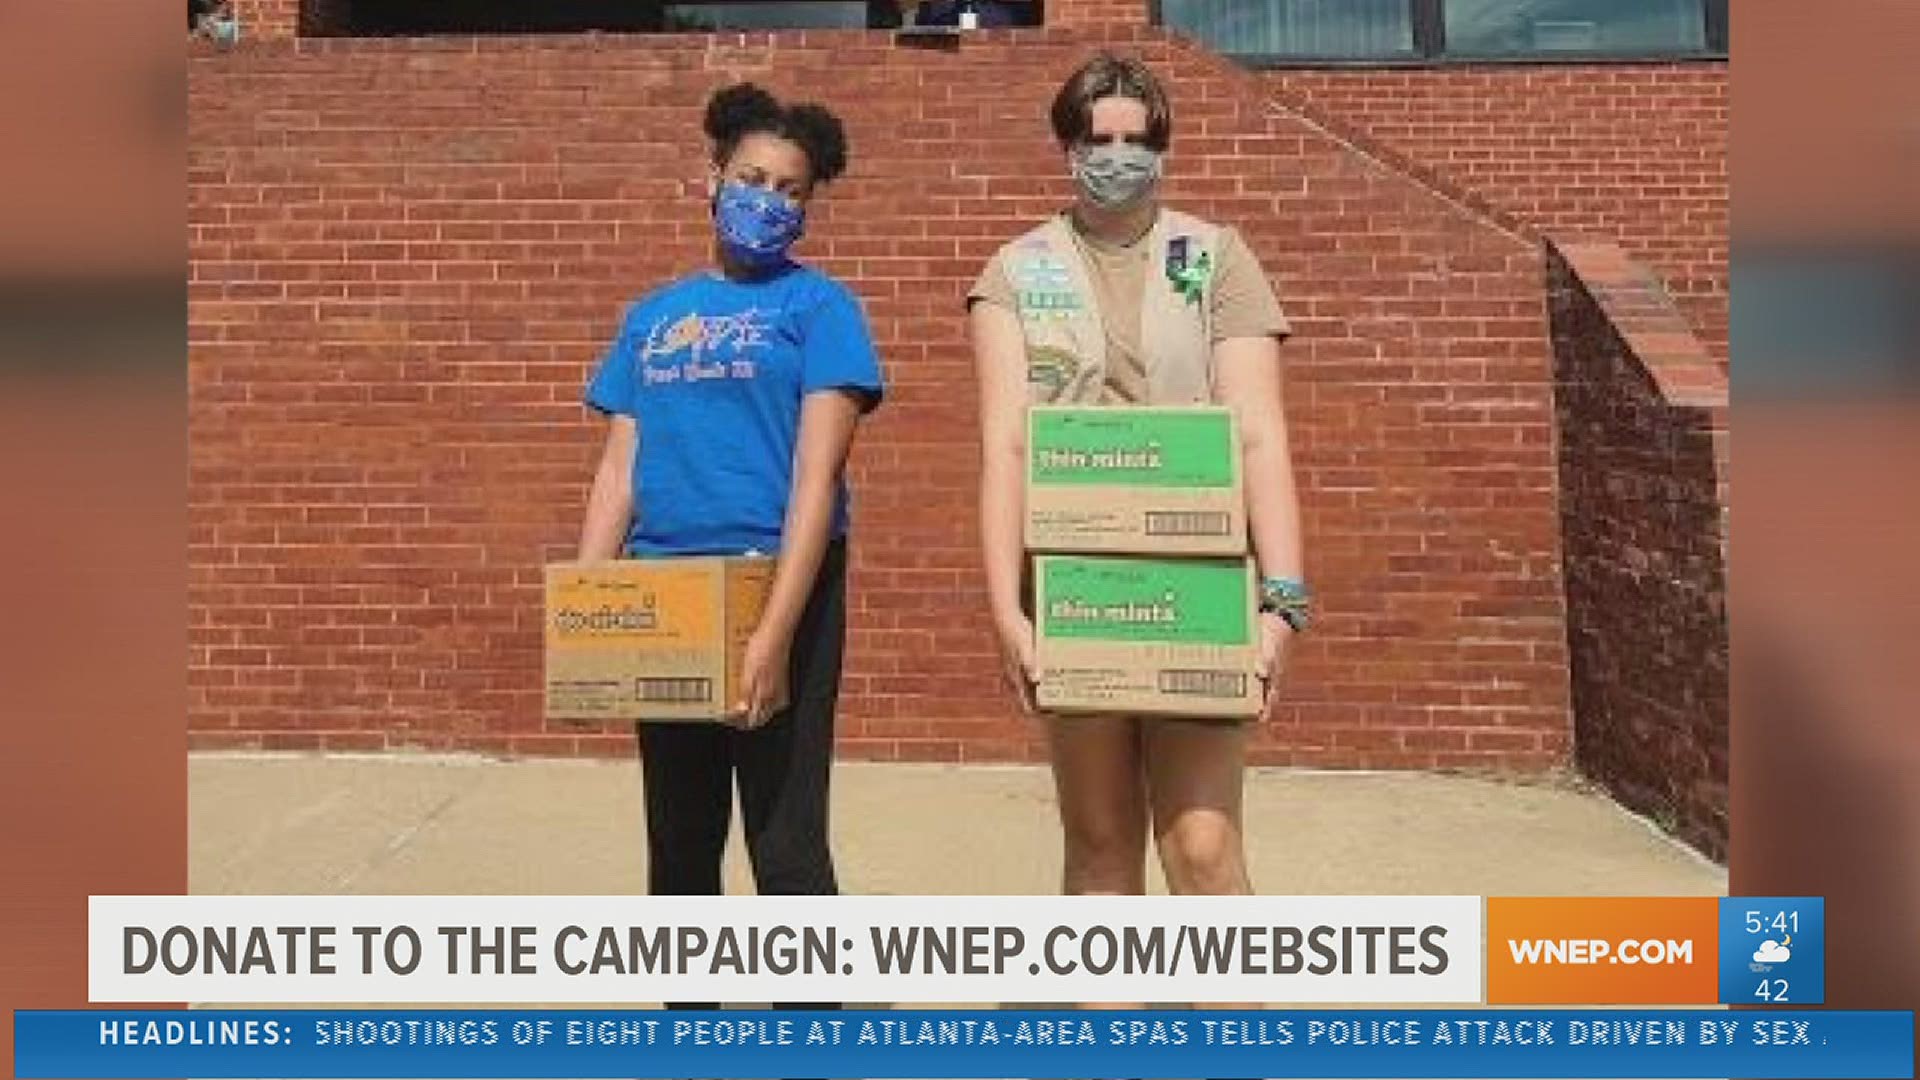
left=713, top=181, right=806, bottom=271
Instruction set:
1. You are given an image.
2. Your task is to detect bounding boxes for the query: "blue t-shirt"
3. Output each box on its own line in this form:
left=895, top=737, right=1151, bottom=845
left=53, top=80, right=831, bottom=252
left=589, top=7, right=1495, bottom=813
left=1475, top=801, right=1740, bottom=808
left=585, top=262, right=885, bottom=557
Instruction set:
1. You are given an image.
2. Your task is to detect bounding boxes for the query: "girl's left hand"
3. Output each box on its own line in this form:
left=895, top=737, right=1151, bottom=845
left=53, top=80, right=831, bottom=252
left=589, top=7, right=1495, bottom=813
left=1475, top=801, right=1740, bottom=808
left=1256, top=612, right=1294, bottom=722
left=734, top=628, right=793, bottom=729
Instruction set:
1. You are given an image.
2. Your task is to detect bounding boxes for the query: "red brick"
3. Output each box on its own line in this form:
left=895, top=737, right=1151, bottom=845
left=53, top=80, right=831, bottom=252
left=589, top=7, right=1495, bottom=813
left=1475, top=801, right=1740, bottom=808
left=1547, top=241, right=1728, bottom=860
left=1269, top=63, right=1726, bottom=363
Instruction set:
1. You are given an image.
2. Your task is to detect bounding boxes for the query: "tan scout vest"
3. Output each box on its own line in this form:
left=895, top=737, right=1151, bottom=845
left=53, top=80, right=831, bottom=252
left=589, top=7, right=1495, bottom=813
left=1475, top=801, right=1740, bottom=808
left=1006, top=209, right=1220, bottom=405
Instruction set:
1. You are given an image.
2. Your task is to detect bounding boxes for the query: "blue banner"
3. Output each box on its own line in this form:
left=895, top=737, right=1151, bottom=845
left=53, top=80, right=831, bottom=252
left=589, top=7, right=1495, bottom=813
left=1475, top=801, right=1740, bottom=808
left=14, top=1009, right=1914, bottom=1078
left=1720, top=897, right=1826, bottom=1004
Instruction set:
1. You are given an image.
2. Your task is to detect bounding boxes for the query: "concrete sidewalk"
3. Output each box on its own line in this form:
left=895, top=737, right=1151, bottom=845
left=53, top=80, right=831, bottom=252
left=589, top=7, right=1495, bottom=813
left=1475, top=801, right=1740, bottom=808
left=189, top=753, right=1723, bottom=1021
left=190, top=753, right=1724, bottom=897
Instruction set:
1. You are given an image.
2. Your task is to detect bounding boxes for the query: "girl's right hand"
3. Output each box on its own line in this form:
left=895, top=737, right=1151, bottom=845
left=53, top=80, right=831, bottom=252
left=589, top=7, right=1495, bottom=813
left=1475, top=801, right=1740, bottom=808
left=993, top=611, right=1040, bottom=715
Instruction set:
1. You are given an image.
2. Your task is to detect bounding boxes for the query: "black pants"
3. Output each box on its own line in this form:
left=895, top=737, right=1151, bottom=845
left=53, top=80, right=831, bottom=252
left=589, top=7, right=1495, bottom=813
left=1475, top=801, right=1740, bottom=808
left=636, top=541, right=846, bottom=1012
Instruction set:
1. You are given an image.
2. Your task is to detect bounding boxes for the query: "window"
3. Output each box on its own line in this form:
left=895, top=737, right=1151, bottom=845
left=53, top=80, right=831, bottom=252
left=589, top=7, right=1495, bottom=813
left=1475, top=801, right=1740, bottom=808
left=667, top=0, right=868, bottom=28
left=1158, top=0, right=1728, bottom=62
left=1443, top=0, right=1705, bottom=56
left=332, top=0, right=664, bottom=34
left=1158, top=0, right=1414, bottom=60
left=323, top=0, right=1028, bottom=35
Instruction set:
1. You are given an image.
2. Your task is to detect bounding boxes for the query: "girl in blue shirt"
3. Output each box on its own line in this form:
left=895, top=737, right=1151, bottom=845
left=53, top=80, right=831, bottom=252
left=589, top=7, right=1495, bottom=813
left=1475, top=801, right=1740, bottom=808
left=576, top=85, right=884, bottom=1007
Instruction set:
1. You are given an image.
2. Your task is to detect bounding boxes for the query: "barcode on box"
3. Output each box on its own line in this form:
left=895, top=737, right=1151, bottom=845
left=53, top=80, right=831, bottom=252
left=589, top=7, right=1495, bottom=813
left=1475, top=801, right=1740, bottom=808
left=1145, top=511, right=1231, bottom=537
left=634, top=677, right=713, bottom=704
left=1158, top=669, right=1248, bottom=698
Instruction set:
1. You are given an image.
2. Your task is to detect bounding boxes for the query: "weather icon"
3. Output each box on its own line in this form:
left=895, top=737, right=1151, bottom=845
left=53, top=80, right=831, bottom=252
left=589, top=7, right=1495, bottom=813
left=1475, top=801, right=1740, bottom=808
left=1753, top=939, right=1792, bottom=964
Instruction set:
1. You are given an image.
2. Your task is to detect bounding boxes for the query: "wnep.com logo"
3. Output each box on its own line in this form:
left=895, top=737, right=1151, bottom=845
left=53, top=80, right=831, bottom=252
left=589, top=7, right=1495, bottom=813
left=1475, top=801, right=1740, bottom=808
left=1485, top=898, right=1720, bottom=1004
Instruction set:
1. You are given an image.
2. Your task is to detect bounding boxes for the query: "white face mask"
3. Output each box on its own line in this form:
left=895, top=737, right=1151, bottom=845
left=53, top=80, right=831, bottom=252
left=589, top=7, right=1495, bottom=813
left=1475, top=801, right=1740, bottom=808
left=1071, top=142, right=1162, bottom=210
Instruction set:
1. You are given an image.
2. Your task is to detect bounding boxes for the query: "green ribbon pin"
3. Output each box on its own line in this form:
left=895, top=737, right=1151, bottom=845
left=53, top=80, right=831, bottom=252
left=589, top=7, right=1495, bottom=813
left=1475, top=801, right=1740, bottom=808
left=1167, top=245, right=1213, bottom=307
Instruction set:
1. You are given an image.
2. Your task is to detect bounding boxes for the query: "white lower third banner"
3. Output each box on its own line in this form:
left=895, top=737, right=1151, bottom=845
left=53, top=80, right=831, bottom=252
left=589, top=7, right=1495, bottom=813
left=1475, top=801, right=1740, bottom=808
left=90, top=895, right=1483, bottom=1004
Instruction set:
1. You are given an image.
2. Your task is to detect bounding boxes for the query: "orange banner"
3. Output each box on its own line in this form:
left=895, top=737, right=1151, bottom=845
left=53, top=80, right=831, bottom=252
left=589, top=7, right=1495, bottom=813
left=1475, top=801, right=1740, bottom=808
left=1486, top=897, right=1720, bottom=1004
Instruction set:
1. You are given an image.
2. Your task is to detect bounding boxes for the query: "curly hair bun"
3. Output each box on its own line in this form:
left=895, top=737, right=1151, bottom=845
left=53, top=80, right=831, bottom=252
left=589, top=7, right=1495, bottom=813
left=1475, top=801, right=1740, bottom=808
left=704, top=82, right=850, bottom=186
left=704, top=83, right=782, bottom=145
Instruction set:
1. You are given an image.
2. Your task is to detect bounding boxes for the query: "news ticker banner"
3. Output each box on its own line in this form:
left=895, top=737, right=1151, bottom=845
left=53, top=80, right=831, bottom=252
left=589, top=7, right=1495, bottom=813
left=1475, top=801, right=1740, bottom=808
left=90, top=894, right=1819, bottom=1006
left=13, top=1009, right=1915, bottom=1078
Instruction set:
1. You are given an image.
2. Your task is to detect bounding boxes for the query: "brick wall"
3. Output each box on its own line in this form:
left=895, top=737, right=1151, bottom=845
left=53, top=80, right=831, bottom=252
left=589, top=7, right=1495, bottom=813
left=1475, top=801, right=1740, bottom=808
left=188, top=29, right=1571, bottom=767
left=233, top=0, right=298, bottom=39
left=1269, top=64, right=1728, bottom=362
left=1549, top=241, right=1727, bottom=857
left=1051, top=0, right=1149, bottom=29
left=234, top=0, right=351, bottom=38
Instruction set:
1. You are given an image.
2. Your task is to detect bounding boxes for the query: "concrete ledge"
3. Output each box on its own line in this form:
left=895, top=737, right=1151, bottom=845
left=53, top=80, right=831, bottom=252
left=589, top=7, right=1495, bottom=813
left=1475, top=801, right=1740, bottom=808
left=1553, top=241, right=1726, bottom=410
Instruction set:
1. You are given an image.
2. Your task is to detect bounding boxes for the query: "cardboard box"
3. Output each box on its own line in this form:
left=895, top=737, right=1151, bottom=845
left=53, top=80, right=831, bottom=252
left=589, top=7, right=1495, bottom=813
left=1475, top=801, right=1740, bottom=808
left=544, top=556, right=779, bottom=722
left=1034, top=554, right=1262, bottom=719
left=1025, top=405, right=1246, bottom=555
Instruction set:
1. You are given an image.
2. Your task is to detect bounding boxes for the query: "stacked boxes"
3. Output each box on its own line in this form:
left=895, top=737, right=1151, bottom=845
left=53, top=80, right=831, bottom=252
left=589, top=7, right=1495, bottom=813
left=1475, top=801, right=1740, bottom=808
left=543, top=556, right=782, bottom=723
left=1026, top=406, right=1261, bottom=718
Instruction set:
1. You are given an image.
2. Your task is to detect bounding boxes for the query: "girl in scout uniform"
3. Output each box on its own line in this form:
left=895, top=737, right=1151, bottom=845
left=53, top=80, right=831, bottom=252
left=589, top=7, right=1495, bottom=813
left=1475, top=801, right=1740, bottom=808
left=968, top=54, right=1309, bottom=907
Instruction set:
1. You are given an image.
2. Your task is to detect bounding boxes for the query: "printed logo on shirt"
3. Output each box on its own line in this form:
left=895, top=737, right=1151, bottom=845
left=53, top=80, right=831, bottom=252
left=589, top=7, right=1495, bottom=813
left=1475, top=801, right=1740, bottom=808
left=638, top=308, right=773, bottom=386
